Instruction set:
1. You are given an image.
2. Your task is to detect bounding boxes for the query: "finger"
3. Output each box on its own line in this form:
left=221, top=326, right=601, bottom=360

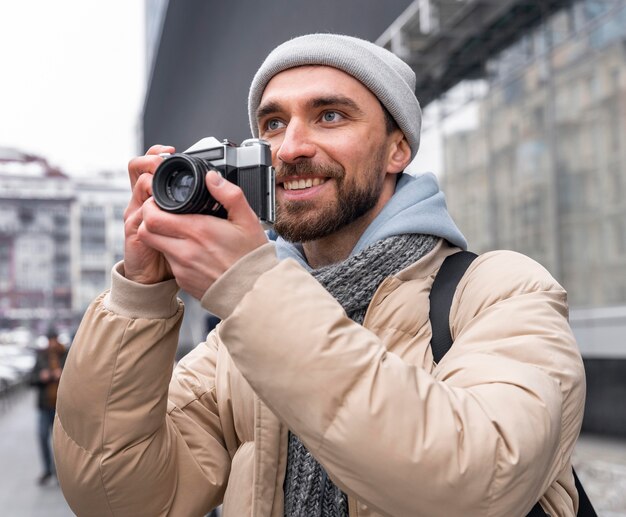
left=128, top=155, right=165, bottom=190
left=125, top=173, right=154, bottom=219
left=140, top=198, right=187, bottom=239
left=124, top=203, right=145, bottom=237
left=137, top=219, right=183, bottom=255
left=205, top=170, right=259, bottom=226
left=146, top=144, right=175, bottom=156
left=127, top=145, right=175, bottom=189
left=124, top=181, right=156, bottom=237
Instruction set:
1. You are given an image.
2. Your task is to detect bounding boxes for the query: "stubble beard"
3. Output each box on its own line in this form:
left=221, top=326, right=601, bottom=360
left=273, top=149, right=387, bottom=243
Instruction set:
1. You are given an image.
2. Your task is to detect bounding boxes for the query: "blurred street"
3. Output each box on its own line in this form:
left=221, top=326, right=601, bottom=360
left=0, top=387, right=73, bottom=517
left=1, top=385, right=625, bottom=516
left=573, top=434, right=626, bottom=517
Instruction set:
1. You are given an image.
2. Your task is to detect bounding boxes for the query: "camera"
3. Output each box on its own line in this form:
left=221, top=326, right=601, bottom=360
left=152, top=137, right=275, bottom=223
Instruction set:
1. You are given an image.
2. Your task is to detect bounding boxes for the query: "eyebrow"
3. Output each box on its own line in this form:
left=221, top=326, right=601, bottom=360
left=310, top=95, right=364, bottom=115
left=256, top=100, right=283, bottom=123
left=256, top=95, right=365, bottom=122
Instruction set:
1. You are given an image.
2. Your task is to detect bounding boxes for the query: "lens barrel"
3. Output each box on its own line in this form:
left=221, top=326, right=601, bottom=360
left=152, top=154, right=223, bottom=215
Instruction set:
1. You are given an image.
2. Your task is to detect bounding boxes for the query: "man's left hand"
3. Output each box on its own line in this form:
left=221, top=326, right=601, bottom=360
left=137, top=170, right=269, bottom=299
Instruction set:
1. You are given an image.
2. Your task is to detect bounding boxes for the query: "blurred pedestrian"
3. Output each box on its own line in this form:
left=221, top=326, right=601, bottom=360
left=31, top=329, right=66, bottom=485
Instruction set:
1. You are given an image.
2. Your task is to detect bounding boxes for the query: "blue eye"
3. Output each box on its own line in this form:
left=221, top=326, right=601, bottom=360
left=322, top=111, right=341, bottom=122
left=267, top=119, right=285, bottom=131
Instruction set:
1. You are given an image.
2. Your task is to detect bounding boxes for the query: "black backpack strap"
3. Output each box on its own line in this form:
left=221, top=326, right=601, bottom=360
left=574, top=469, right=598, bottom=516
left=526, top=502, right=550, bottom=517
left=428, top=250, right=595, bottom=517
left=428, top=250, right=477, bottom=363
left=527, top=471, right=597, bottom=516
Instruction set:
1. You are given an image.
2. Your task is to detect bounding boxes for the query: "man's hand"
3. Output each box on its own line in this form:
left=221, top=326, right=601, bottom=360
left=137, top=170, right=268, bottom=299
left=124, top=145, right=176, bottom=284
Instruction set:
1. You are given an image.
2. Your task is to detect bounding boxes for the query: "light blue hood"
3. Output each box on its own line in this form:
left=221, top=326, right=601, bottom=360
left=274, top=172, right=466, bottom=270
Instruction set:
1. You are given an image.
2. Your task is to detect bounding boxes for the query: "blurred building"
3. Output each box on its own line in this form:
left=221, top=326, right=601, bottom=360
left=0, top=148, right=128, bottom=332
left=71, top=174, right=128, bottom=312
left=439, top=1, right=626, bottom=310
left=0, top=148, right=74, bottom=331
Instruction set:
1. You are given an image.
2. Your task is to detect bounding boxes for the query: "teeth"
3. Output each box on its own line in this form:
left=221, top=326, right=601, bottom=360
left=284, top=178, right=326, bottom=190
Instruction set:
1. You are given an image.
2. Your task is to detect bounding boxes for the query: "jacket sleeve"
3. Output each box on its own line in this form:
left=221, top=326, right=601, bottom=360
left=203, top=248, right=585, bottom=517
left=53, top=263, right=231, bottom=517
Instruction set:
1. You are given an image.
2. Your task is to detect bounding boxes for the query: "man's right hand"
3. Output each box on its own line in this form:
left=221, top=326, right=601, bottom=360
left=124, top=145, right=176, bottom=284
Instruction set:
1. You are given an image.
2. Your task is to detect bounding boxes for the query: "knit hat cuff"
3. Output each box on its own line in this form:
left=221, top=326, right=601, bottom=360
left=248, top=34, right=422, bottom=159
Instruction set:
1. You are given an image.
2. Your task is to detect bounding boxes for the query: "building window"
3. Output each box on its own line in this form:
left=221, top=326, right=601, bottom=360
left=80, top=205, right=107, bottom=252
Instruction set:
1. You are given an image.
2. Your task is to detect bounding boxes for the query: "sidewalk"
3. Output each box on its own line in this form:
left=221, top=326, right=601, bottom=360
left=573, top=433, right=626, bottom=516
left=0, top=388, right=73, bottom=517
left=1, top=388, right=625, bottom=516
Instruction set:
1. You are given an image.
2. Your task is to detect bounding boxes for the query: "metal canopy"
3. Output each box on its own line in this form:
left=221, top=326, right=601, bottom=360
left=377, top=0, right=572, bottom=107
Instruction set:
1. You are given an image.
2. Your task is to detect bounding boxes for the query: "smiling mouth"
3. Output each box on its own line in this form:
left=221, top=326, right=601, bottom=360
left=282, top=177, right=328, bottom=191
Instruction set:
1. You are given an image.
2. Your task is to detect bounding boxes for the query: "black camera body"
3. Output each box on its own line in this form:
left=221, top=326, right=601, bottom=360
left=152, top=137, right=275, bottom=223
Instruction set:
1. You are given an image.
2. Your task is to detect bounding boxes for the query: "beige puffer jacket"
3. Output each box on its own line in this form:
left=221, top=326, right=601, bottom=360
left=54, top=239, right=585, bottom=517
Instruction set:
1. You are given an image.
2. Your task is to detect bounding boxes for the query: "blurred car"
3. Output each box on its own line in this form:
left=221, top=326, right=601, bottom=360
left=0, top=344, right=36, bottom=386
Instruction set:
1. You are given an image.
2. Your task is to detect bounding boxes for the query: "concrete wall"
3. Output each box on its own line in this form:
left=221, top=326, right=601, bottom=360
left=143, top=0, right=413, bottom=151
left=582, top=359, right=626, bottom=437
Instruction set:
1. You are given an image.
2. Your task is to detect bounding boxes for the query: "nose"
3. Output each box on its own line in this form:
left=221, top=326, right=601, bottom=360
left=275, top=120, right=316, bottom=164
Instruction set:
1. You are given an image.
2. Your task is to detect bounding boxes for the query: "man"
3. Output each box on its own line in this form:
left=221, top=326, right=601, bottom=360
left=54, top=34, right=585, bottom=516
left=31, top=329, right=66, bottom=485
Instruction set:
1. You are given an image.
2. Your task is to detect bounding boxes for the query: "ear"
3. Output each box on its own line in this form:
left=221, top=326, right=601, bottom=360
left=386, top=131, right=412, bottom=174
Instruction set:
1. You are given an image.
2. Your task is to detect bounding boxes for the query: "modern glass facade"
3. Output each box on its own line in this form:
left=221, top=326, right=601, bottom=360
left=438, top=0, right=626, bottom=309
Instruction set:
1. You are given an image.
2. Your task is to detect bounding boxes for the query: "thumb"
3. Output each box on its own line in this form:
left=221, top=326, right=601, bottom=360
left=205, top=170, right=258, bottom=224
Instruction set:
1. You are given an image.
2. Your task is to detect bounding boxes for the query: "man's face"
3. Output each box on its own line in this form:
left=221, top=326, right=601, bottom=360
left=256, top=66, right=403, bottom=242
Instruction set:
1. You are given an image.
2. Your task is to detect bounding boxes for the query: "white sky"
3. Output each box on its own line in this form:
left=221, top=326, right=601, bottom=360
left=0, top=1, right=146, bottom=177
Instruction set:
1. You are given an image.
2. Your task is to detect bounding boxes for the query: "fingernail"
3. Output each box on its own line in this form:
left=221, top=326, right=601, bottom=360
left=208, top=170, right=224, bottom=186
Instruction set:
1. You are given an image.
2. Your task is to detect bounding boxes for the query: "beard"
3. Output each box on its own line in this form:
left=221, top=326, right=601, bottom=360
left=273, top=148, right=387, bottom=243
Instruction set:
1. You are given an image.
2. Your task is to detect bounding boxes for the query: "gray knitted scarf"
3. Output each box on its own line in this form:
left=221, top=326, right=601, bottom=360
left=283, top=233, right=438, bottom=517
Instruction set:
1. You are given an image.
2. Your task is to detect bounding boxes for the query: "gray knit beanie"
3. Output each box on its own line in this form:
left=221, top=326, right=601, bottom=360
left=248, top=33, right=422, bottom=159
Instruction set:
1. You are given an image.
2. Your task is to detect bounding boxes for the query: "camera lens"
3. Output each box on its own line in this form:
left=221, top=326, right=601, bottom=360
left=153, top=154, right=223, bottom=215
left=168, top=170, right=195, bottom=203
